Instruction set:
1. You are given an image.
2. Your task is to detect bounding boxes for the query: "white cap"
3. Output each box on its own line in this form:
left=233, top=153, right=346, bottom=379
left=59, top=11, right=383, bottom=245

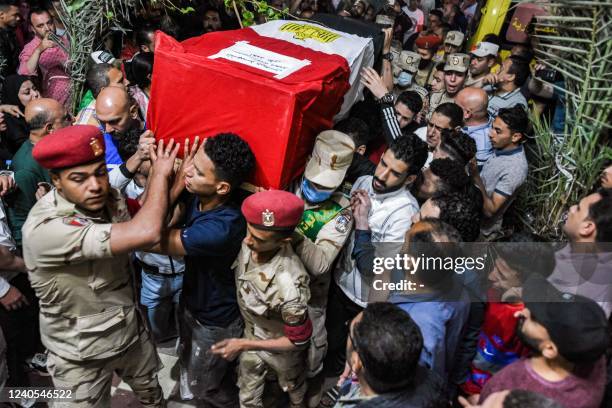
left=471, top=41, right=499, bottom=57
left=90, top=50, right=116, bottom=65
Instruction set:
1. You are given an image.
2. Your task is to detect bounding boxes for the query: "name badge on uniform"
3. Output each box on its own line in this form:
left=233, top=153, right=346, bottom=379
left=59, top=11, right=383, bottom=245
left=335, top=209, right=352, bottom=233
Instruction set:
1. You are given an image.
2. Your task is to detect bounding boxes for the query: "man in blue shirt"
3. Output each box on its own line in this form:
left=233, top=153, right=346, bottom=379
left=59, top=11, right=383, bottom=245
left=149, top=133, right=255, bottom=406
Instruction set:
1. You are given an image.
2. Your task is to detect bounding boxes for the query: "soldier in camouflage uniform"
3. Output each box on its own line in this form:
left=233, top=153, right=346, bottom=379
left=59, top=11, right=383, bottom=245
left=212, top=190, right=312, bottom=408
left=21, top=125, right=178, bottom=407
left=292, top=130, right=355, bottom=407
left=427, top=53, right=470, bottom=118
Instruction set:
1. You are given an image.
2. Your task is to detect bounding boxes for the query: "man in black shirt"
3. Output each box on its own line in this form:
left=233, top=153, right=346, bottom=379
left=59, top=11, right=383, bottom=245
left=0, top=1, right=21, bottom=85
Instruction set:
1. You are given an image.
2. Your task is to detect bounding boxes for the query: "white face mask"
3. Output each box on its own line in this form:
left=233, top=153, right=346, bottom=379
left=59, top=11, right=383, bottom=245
left=397, top=71, right=413, bottom=87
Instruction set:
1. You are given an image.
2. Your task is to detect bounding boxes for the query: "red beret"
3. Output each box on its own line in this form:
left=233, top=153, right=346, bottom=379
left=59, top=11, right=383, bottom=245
left=242, top=190, right=304, bottom=230
left=415, top=35, right=442, bottom=50
left=33, top=125, right=106, bottom=170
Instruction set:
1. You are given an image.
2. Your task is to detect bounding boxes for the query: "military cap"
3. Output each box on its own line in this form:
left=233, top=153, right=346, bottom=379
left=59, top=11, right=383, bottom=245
left=304, top=130, right=355, bottom=190
left=396, top=51, right=421, bottom=74
left=33, top=125, right=106, bottom=170
left=415, top=35, right=442, bottom=50
left=444, top=31, right=465, bottom=47
left=444, top=53, right=470, bottom=73
left=242, top=190, right=304, bottom=230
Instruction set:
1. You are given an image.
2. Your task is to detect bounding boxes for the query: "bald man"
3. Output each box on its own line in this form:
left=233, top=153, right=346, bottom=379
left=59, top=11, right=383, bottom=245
left=94, top=86, right=150, bottom=168
left=455, top=87, right=493, bottom=169
left=8, top=98, right=73, bottom=246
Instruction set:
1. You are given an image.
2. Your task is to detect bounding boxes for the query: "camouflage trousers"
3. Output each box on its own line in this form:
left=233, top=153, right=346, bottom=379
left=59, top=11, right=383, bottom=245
left=238, top=348, right=307, bottom=408
left=47, top=329, right=163, bottom=407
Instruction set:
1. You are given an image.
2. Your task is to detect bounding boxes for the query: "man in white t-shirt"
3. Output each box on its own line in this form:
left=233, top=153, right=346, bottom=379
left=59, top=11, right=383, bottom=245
left=402, top=0, right=424, bottom=40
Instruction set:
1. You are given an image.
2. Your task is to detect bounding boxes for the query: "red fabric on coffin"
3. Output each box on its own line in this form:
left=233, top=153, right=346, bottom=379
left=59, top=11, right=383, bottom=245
left=147, top=30, right=350, bottom=189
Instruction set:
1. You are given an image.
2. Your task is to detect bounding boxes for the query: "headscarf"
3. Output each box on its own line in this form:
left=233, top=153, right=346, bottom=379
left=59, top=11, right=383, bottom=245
left=1, top=75, right=32, bottom=154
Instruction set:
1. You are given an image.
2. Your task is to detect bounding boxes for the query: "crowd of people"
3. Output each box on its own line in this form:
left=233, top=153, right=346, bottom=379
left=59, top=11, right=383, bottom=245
left=0, top=0, right=611, bottom=407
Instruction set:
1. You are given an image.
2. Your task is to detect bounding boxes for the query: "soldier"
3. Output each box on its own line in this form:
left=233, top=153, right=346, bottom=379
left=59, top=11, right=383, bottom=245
left=211, top=190, right=312, bottom=408
left=291, top=130, right=355, bottom=407
left=393, top=50, right=422, bottom=96
left=427, top=53, right=469, bottom=118
left=465, top=41, right=499, bottom=88
left=434, top=30, right=465, bottom=63
left=414, top=35, right=441, bottom=87
left=21, top=125, right=177, bottom=407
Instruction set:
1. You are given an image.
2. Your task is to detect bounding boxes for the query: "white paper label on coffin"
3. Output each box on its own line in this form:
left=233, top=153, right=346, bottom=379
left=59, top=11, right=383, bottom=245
left=251, top=20, right=375, bottom=120
left=208, top=41, right=311, bottom=79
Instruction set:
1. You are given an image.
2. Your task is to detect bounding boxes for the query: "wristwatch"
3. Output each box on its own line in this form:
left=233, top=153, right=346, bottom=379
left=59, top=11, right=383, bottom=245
left=382, top=52, right=394, bottom=62
left=377, top=92, right=395, bottom=105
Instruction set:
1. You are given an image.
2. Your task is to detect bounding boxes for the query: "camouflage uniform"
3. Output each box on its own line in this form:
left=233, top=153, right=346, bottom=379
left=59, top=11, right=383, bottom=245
left=233, top=242, right=311, bottom=408
left=22, top=189, right=163, bottom=407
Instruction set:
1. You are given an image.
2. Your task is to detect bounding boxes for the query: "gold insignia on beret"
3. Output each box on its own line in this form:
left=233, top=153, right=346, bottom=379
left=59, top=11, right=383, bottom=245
left=262, top=209, right=274, bottom=227
left=90, top=138, right=103, bottom=157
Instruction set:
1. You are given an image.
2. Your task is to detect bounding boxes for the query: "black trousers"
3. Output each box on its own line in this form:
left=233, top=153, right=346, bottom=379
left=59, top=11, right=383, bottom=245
left=323, top=281, right=364, bottom=377
left=0, top=273, right=43, bottom=386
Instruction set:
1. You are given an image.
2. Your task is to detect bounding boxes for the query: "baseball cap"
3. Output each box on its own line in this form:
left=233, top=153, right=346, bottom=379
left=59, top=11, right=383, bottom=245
left=523, top=278, right=609, bottom=364
left=444, top=31, right=464, bottom=47
left=304, top=130, right=355, bottom=189
left=444, top=53, right=470, bottom=73
left=471, top=41, right=499, bottom=58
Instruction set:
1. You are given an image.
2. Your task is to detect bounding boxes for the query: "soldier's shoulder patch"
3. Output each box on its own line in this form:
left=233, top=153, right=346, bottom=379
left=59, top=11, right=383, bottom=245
left=335, top=209, right=352, bottom=233
left=62, top=216, right=91, bottom=227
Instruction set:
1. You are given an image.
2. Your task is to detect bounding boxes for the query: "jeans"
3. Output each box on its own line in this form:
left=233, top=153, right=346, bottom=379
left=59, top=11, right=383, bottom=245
left=140, top=271, right=183, bottom=342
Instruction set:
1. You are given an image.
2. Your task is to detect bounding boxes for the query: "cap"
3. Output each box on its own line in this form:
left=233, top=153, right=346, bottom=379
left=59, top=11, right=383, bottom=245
left=471, top=41, right=499, bottom=58
left=375, top=14, right=395, bottom=26
left=242, top=190, right=304, bottom=230
left=90, top=50, right=116, bottom=65
left=444, top=31, right=465, bottom=47
left=33, top=125, right=106, bottom=170
left=523, top=279, right=609, bottom=364
left=444, top=53, right=470, bottom=73
left=396, top=51, right=421, bottom=74
left=304, top=130, right=355, bottom=189
left=415, top=35, right=442, bottom=50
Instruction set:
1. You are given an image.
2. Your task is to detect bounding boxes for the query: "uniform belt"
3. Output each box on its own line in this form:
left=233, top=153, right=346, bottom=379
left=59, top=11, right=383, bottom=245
left=138, top=259, right=183, bottom=277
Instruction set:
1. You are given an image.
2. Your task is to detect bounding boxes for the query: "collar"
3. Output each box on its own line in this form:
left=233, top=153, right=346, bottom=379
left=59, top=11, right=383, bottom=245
left=495, top=145, right=523, bottom=156
left=53, top=188, right=119, bottom=220
left=238, top=243, right=292, bottom=283
left=495, top=87, right=521, bottom=100
left=464, top=119, right=491, bottom=132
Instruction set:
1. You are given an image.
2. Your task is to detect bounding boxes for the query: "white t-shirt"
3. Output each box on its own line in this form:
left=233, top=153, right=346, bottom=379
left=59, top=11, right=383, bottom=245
left=402, top=6, right=424, bottom=40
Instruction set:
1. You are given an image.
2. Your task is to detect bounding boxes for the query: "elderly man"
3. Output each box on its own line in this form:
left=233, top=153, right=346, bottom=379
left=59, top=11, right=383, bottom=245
left=7, top=98, right=72, bottom=247
left=18, top=7, right=70, bottom=106
left=455, top=87, right=493, bottom=169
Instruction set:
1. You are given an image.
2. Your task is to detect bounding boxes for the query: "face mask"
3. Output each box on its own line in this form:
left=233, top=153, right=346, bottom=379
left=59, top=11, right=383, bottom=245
left=397, top=71, right=413, bottom=87
left=301, top=179, right=333, bottom=204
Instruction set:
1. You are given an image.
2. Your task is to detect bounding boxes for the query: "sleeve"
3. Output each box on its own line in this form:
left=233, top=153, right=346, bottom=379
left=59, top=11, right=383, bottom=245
left=0, top=276, right=10, bottom=298
left=18, top=43, right=37, bottom=76
left=180, top=215, right=241, bottom=256
left=450, top=301, right=486, bottom=385
left=24, top=217, right=113, bottom=268
left=294, top=210, right=353, bottom=277
left=108, top=164, right=133, bottom=192
left=494, top=170, right=526, bottom=198
left=380, top=102, right=403, bottom=144
left=277, top=267, right=312, bottom=346
left=13, top=169, right=39, bottom=209
left=352, top=229, right=376, bottom=278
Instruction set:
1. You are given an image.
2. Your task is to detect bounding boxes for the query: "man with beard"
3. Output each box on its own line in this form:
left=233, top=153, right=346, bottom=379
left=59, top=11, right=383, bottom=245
left=325, top=134, right=427, bottom=376
left=95, top=86, right=151, bottom=170
left=465, top=42, right=499, bottom=88
left=428, top=53, right=469, bottom=117
left=202, top=7, right=223, bottom=33
left=479, top=280, right=609, bottom=408
left=414, top=35, right=441, bottom=87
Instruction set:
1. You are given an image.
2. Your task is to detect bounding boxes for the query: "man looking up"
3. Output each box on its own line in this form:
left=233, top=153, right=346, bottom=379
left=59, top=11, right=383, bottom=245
left=18, top=8, right=70, bottom=107
left=455, top=87, right=493, bottom=169
left=22, top=126, right=178, bottom=406
left=484, top=56, right=530, bottom=117
left=149, top=134, right=255, bottom=406
left=8, top=98, right=72, bottom=247
left=0, top=0, right=21, bottom=81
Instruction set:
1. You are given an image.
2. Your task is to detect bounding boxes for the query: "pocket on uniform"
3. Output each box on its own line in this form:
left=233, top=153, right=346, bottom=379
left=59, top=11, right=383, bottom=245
left=76, top=306, right=138, bottom=359
left=31, top=277, right=62, bottom=315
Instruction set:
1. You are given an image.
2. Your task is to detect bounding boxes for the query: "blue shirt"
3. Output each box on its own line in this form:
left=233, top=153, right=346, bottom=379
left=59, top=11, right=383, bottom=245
left=180, top=197, right=246, bottom=327
left=463, top=120, right=493, bottom=170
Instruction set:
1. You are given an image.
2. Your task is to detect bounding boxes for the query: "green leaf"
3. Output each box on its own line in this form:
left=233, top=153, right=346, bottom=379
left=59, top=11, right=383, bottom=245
left=179, top=6, right=195, bottom=14
left=242, top=19, right=254, bottom=27
left=105, top=11, right=114, bottom=19
left=66, top=0, right=86, bottom=13
left=242, top=10, right=254, bottom=21
left=267, top=8, right=276, bottom=17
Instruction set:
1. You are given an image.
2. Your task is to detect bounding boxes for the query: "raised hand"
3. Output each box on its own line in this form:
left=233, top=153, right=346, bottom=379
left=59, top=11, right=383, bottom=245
left=149, top=139, right=180, bottom=179
left=360, top=67, right=390, bottom=99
